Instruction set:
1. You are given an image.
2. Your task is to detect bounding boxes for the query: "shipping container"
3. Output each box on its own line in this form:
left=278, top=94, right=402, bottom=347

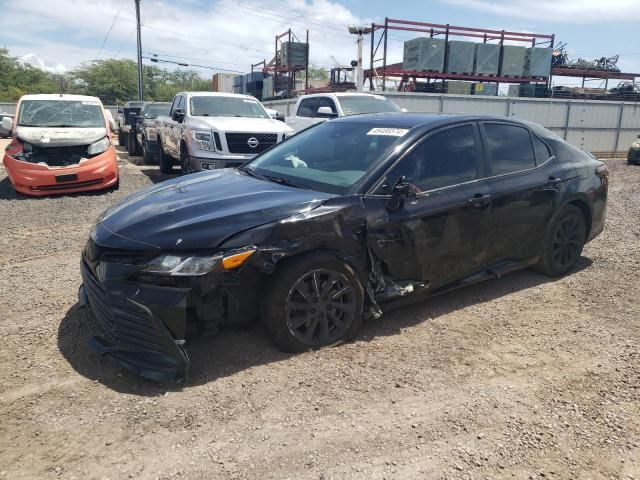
left=500, top=45, right=526, bottom=77
left=472, top=82, right=498, bottom=96
left=402, top=37, right=446, bottom=72
left=507, top=84, right=521, bottom=97
left=212, top=73, right=239, bottom=93
left=474, top=43, right=500, bottom=75
left=445, top=80, right=472, bottom=95
left=279, top=42, right=308, bottom=67
left=524, top=47, right=553, bottom=77
left=446, top=41, right=475, bottom=74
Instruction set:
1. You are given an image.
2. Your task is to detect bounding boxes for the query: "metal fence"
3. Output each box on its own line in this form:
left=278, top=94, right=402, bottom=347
left=265, top=93, right=640, bottom=156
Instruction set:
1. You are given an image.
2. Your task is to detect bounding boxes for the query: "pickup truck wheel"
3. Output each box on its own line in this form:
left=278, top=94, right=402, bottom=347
left=158, top=140, right=173, bottom=174
left=261, top=252, right=364, bottom=353
left=117, top=130, right=125, bottom=146
left=126, top=133, right=136, bottom=156
left=142, top=137, right=153, bottom=164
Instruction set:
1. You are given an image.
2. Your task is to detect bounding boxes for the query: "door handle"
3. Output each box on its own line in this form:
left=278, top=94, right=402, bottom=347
left=468, top=194, right=492, bottom=208
left=545, top=176, right=562, bottom=188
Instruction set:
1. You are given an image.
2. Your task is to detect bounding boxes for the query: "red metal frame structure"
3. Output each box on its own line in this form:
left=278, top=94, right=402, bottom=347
left=367, top=18, right=555, bottom=92
left=263, top=29, right=310, bottom=99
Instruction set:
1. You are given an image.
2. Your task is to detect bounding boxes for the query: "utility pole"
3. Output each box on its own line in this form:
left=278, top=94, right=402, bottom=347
left=348, top=26, right=372, bottom=92
left=135, top=0, right=143, bottom=100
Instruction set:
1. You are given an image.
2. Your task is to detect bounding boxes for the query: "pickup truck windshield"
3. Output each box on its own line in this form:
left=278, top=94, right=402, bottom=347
left=145, top=104, right=171, bottom=119
left=190, top=96, right=269, bottom=119
left=339, top=96, right=401, bottom=116
left=18, top=100, right=105, bottom=128
left=247, top=122, right=407, bottom=194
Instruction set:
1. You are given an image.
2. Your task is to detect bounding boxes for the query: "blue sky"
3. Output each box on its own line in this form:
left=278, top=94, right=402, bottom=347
left=1, top=0, right=638, bottom=88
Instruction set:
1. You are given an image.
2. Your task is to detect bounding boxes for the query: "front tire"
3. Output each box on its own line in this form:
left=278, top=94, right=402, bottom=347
left=117, top=130, right=125, bottom=146
left=142, top=138, right=153, bottom=164
left=261, top=252, right=364, bottom=353
left=127, top=133, right=137, bottom=156
left=535, top=205, right=587, bottom=277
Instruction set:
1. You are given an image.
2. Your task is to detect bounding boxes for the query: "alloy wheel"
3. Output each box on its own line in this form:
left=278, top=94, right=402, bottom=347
left=285, top=269, right=357, bottom=347
left=552, top=215, right=584, bottom=270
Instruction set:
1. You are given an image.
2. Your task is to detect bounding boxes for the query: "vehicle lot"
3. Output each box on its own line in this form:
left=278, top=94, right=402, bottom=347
left=0, top=139, right=639, bottom=479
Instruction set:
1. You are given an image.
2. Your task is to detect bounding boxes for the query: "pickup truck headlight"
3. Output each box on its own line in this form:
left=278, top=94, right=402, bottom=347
left=145, top=126, right=157, bottom=140
left=191, top=129, right=213, bottom=151
left=87, top=137, right=111, bottom=157
left=142, top=248, right=256, bottom=276
left=631, top=141, right=640, bottom=150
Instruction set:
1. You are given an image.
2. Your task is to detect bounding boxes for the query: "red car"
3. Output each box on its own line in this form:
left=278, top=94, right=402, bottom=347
left=2, top=94, right=119, bottom=196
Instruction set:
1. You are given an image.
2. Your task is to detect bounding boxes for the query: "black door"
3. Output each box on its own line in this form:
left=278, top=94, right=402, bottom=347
left=364, top=123, right=494, bottom=291
left=479, top=122, right=576, bottom=264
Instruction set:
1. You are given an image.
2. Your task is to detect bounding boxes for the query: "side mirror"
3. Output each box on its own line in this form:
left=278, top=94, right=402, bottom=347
left=276, top=112, right=286, bottom=122
left=136, top=115, right=143, bottom=124
left=386, top=176, right=418, bottom=211
left=316, top=106, right=338, bottom=119
left=1, top=116, right=13, bottom=132
left=172, top=108, right=185, bottom=122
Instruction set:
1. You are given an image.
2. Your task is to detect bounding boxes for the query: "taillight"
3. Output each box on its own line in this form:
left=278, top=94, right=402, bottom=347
left=596, top=164, right=609, bottom=188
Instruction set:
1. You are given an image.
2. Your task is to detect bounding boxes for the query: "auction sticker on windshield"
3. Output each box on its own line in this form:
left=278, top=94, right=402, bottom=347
left=366, top=128, right=409, bottom=137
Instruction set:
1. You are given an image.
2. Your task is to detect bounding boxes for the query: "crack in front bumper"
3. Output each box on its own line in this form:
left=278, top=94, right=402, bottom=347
left=79, top=260, right=190, bottom=383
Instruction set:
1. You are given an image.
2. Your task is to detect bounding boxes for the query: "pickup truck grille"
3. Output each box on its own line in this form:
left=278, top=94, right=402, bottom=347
left=225, top=133, right=278, bottom=154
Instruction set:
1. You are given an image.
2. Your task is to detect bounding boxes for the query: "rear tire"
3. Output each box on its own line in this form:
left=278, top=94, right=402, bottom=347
left=534, top=205, right=587, bottom=277
left=158, top=139, right=173, bottom=174
left=261, top=252, right=364, bottom=353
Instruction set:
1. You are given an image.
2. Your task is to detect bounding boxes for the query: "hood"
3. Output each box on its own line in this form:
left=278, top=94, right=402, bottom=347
left=188, top=116, right=293, bottom=134
left=15, top=126, right=107, bottom=147
left=99, top=169, right=332, bottom=251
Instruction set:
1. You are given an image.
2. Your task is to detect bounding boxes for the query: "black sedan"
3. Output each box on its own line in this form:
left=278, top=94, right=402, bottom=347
left=78, top=114, right=608, bottom=381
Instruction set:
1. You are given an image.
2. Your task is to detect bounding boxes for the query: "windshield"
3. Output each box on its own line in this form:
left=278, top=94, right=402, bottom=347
left=246, top=122, right=408, bottom=194
left=339, top=96, right=401, bottom=116
left=145, top=104, right=170, bottom=119
left=18, top=100, right=105, bottom=128
left=190, top=96, right=269, bottom=118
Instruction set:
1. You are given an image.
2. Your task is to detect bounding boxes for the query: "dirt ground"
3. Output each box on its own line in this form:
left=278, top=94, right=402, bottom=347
left=0, top=138, right=638, bottom=480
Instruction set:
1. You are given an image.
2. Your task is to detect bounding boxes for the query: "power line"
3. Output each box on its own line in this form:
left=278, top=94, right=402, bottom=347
left=143, top=55, right=243, bottom=73
left=143, top=51, right=247, bottom=67
left=114, top=26, right=137, bottom=58
left=142, top=24, right=273, bottom=55
left=95, top=0, right=127, bottom=60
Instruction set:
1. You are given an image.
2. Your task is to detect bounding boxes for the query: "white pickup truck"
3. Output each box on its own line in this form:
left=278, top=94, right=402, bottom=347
left=285, top=92, right=403, bottom=132
left=156, top=92, right=293, bottom=174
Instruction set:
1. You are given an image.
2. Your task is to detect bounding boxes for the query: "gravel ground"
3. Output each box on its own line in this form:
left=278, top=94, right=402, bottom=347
left=0, top=139, right=639, bottom=480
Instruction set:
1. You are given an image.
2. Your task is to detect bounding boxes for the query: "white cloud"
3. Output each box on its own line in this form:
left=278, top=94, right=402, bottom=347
left=19, top=53, right=67, bottom=74
left=440, top=0, right=640, bottom=23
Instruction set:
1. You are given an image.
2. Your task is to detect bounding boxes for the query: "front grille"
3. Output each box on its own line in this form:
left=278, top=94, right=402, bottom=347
left=32, top=179, right=103, bottom=191
left=225, top=133, right=277, bottom=154
left=80, top=260, right=177, bottom=364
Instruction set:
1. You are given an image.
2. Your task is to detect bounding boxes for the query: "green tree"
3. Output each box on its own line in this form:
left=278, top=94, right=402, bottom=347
left=0, top=48, right=60, bottom=101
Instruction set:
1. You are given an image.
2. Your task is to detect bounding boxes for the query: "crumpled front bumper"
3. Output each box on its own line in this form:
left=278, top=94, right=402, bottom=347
left=79, top=259, right=191, bottom=382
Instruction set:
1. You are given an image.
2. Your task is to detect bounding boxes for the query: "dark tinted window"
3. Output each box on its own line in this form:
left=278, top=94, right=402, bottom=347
left=384, top=125, right=478, bottom=192
left=318, top=97, right=337, bottom=113
left=176, top=95, right=185, bottom=110
left=297, top=98, right=318, bottom=117
left=532, top=134, right=552, bottom=164
left=484, top=123, right=536, bottom=175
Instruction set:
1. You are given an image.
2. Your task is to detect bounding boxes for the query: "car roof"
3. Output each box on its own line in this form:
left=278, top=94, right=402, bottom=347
left=330, top=112, right=530, bottom=129
left=178, top=91, right=258, bottom=100
left=301, top=92, right=386, bottom=99
left=19, top=94, right=103, bottom=104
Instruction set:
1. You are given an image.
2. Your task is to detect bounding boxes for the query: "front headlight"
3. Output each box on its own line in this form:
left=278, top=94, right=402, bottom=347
left=146, top=126, right=157, bottom=140
left=143, top=248, right=256, bottom=277
left=88, top=137, right=111, bottom=157
left=631, top=141, right=640, bottom=150
left=191, top=129, right=213, bottom=151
